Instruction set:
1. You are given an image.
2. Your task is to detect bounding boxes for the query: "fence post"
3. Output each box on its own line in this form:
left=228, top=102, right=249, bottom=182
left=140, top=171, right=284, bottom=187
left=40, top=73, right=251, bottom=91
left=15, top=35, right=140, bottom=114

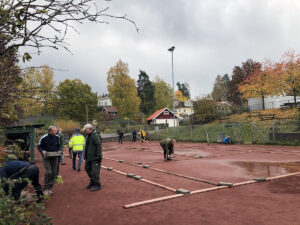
left=272, top=121, right=275, bottom=142
left=205, top=124, right=210, bottom=146
left=190, top=124, right=192, bottom=140
left=240, top=123, right=243, bottom=144
left=251, top=122, right=254, bottom=144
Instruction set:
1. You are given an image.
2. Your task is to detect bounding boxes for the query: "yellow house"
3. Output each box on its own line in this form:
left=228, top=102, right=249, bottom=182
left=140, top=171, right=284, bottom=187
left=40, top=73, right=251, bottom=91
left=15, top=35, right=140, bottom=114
left=175, top=100, right=194, bottom=120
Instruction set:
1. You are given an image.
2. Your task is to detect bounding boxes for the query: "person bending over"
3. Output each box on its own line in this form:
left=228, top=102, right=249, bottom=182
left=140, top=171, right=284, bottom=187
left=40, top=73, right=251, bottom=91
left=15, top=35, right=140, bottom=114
left=160, top=138, right=176, bottom=161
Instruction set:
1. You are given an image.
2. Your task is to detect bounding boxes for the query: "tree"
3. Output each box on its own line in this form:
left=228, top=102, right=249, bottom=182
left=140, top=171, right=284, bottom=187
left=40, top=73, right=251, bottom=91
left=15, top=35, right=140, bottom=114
left=279, top=51, right=300, bottom=105
left=54, top=79, right=98, bottom=121
left=211, top=74, right=229, bottom=102
left=0, top=0, right=138, bottom=59
left=238, top=61, right=278, bottom=110
left=175, top=90, right=188, bottom=102
left=193, top=96, right=218, bottom=122
left=228, top=59, right=261, bottom=107
left=20, top=65, right=56, bottom=116
left=136, top=70, right=155, bottom=115
left=176, top=82, right=190, bottom=99
left=0, top=34, right=23, bottom=127
left=152, top=76, right=173, bottom=110
left=107, top=60, right=140, bottom=119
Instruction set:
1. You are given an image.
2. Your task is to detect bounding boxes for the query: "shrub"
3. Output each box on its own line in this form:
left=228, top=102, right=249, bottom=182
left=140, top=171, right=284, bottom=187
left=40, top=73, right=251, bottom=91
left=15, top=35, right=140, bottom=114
left=0, top=178, right=52, bottom=225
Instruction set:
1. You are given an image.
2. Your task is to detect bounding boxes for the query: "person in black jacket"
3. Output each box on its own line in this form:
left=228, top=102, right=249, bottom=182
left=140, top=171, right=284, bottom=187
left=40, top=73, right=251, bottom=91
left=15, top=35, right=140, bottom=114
left=0, top=154, right=44, bottom=202
left=117, top=129, right=123, bottom=144
left=83, top=124, right=102, bottom=192
left=38, top=126, right=60, bottom=196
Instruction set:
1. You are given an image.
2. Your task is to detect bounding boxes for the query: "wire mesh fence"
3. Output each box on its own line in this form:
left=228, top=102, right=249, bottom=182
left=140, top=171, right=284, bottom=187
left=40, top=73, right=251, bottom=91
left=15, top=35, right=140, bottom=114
left=147, top=119, right=300, bottom=146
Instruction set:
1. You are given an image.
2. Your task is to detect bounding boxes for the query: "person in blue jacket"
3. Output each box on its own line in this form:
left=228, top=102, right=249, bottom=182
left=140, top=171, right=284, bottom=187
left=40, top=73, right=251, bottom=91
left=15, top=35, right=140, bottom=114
left=38, top=125, right=60, bottom=195
left=223, top=136, right=232, bottom=144
left=0, top=154, right=43, bottom=202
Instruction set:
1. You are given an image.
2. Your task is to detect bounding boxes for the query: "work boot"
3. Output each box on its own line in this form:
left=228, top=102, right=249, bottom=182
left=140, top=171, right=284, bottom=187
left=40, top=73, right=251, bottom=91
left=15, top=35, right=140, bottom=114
left=86, top=183, right=94, bottom=189
left=90, top=185, right=101, bottom=192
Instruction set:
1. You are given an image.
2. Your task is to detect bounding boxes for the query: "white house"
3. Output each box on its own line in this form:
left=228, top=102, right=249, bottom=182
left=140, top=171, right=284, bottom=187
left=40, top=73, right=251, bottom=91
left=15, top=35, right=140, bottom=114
left=248, top=95, right=300, bottom=111
left=147, top=108, right=179, bottom=127
left=98, top=96, right=112, bottom=107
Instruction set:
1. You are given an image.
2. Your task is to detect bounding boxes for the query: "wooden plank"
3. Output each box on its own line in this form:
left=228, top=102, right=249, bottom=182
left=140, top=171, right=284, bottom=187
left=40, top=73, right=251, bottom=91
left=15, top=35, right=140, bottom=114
left=124, top=193, right=184, bottom=209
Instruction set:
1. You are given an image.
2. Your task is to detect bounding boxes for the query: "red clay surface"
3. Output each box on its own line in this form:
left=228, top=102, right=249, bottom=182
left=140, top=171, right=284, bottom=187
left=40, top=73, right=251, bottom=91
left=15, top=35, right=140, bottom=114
left=33, top=141, right=300, bottom=225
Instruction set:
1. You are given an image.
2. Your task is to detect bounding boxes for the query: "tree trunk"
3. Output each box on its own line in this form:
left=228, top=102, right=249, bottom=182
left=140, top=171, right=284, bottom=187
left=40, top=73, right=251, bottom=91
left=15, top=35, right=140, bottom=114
left=262, top=94, right=265, bottom=110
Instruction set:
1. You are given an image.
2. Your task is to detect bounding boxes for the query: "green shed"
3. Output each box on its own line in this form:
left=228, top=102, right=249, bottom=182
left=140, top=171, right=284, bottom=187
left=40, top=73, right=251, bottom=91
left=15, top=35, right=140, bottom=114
left=4, top=124, right=44, bottom=161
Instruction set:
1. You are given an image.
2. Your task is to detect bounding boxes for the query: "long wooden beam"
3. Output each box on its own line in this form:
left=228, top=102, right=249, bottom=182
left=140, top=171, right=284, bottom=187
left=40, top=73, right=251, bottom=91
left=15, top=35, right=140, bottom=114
left=123, top=171, right=300, bottom=209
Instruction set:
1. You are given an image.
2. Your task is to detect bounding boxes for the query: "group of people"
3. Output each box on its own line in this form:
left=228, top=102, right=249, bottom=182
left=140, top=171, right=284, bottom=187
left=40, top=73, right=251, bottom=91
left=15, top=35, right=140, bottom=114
left=1, top=123, right=180, bottom=204
left=117, top=129, right=146, bottom=144
left=0, top=123, right=103, bottom=203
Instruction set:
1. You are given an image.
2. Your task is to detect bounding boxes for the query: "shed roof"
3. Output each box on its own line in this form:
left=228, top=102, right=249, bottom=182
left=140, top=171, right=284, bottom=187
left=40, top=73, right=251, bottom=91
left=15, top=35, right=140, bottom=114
left=103, top=106, right=118, bottom=112
left=146, top=108, right=177, bottom=121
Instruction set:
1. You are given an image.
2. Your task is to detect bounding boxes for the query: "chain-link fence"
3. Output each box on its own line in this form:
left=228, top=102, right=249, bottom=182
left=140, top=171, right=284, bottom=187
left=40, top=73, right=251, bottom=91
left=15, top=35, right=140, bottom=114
left=147, top=119, right=300, bottom=146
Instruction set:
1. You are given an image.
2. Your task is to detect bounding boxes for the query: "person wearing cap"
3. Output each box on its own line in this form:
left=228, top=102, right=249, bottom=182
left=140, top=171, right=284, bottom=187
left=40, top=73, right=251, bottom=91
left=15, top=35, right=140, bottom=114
left=38, top=125, right=60, bottom=196
left=83, top=124, right=102, bottom=191
left=0, top=154, right=44, bottom=202
left=160, top=138, right=176, bottom=161
left=69, top=128, right=85, bottom=172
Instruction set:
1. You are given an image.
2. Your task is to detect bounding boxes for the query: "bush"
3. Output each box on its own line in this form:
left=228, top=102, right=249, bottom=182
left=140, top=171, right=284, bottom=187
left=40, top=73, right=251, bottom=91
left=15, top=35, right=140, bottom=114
left=0, top=178, right=52, bottom=225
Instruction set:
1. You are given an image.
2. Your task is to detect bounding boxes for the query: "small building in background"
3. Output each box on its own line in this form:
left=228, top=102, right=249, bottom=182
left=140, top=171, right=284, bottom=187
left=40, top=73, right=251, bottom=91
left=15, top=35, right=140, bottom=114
left=146, top=108, right=179, bottom=127
left=98, top=96, right=112, bottom=107
left=175, top=100, right=194, bottom=120
left=248, top=96, right=300, bottom=111
left=102, top=106, right=118, bottom=119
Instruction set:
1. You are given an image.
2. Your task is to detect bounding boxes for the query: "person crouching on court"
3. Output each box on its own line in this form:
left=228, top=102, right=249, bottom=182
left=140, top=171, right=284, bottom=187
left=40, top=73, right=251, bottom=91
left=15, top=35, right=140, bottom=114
left=160, top=138, right=176, bottom=161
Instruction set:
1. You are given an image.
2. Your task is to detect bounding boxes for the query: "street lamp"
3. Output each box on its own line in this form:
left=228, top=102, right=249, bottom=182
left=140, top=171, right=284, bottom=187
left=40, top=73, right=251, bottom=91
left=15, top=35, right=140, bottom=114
left=168, top=46, right=176, bottom=137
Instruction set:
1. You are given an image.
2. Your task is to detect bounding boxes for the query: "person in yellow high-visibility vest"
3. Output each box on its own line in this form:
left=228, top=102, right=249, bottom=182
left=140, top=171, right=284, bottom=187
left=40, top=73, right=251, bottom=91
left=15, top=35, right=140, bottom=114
left=139, top=129, right=146, bottom=143
left=69, top=128, right=85, bottom=172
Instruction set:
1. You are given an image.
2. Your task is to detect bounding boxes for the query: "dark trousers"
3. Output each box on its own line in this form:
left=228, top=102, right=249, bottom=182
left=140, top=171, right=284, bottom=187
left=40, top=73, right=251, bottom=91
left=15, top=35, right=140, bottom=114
left=43, top=157, right=58, bottom=190
left=56, top=156, right=61, bottom=176
left=73, top=151, right=83, bottom=170
left=118, top=136, right=123, bottom=144
left=4, top=166, right=43, bottom=200
left=160, top=143, right=168, bottom=160
left=85, top=160, right=101, bottom=187
left=132, top=136, right=136, bottom=142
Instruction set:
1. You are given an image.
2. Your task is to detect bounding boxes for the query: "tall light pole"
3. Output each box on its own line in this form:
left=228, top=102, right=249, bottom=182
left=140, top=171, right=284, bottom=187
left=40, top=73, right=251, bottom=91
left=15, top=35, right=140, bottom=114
left=168, top=46, right=176, bottom=137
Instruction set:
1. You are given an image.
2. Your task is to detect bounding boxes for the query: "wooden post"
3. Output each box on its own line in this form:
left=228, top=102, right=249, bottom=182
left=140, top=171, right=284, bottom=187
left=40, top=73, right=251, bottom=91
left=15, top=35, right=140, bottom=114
left=205, top=124, right=210, bottom=146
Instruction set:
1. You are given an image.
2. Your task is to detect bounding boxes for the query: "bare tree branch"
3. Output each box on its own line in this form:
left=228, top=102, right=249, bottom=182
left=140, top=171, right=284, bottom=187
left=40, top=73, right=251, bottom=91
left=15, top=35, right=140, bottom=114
left=0, top=0, right=138, bottom=58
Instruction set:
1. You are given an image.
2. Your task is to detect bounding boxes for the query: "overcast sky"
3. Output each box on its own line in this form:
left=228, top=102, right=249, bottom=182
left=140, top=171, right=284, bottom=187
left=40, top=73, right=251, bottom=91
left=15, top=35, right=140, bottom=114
left=22, top=0, right=300, bottom=99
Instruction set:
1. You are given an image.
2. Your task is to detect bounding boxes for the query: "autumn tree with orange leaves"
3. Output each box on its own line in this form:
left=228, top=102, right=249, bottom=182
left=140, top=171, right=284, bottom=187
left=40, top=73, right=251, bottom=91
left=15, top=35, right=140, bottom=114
left=279, top=51, right=300, bottom=106
left=238, top=61, right=279, bottom=110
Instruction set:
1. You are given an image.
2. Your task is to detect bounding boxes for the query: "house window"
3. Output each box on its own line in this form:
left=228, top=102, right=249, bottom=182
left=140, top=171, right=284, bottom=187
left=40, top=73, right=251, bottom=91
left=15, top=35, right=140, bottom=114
left=163, top=110, right=169, bottom=115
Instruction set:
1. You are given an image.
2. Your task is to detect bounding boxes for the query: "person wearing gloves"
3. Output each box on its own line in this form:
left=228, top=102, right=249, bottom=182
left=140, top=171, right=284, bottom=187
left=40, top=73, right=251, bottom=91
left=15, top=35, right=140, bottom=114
left=83, top=124, right=102, bottom=192
left=69, top=128, right=85, bottom=172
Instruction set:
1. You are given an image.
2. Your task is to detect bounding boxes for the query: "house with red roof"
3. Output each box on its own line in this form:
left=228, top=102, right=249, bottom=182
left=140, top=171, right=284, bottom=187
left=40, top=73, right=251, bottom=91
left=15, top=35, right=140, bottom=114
left=102, top=106, right=118, bottom=119
left=146, top=107, right=179, bottom=127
